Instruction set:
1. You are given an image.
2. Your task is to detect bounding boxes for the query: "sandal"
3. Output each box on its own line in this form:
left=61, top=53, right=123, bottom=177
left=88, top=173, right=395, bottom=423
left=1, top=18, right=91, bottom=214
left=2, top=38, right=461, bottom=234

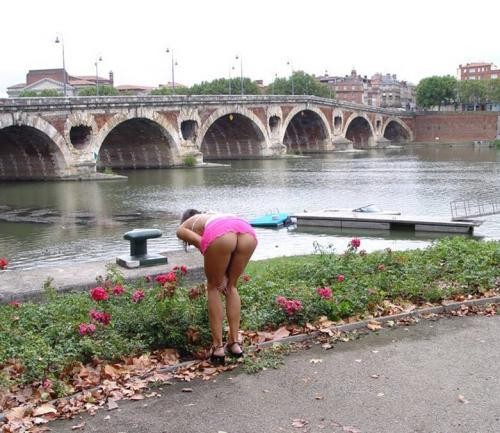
left=225, top=341, right=244, bottom=358
left=209, top=345, right=226, bottom=366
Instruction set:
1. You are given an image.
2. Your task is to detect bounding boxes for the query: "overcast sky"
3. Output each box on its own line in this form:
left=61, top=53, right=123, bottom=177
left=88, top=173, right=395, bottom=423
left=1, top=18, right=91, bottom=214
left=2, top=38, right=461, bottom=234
left=1, top=0, right=499, bottom=97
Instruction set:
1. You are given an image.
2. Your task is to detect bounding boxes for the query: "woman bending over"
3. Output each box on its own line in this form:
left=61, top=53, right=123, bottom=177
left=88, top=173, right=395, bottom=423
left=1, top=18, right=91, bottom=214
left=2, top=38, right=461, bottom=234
left=176, top=209, right=258, bottom=365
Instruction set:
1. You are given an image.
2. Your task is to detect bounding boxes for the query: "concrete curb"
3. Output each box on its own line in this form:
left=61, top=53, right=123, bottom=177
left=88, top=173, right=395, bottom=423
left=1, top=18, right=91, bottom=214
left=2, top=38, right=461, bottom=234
left=156, top=295, right=500, bottom=373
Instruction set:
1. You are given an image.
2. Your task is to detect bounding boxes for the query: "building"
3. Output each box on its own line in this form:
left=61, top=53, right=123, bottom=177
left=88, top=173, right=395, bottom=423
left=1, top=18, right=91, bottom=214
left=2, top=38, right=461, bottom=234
left=115, top=85, right=155, bottom=96
left=319, top=70, right=416, bottom=109
left=7, top=68, right=114, bottom=97
left=458, top=62, right=500, bottom=80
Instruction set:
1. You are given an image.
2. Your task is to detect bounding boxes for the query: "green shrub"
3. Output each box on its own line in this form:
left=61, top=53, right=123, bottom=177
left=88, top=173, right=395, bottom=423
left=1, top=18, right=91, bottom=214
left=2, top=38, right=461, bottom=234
left=183, top=155, right=197, bottom=167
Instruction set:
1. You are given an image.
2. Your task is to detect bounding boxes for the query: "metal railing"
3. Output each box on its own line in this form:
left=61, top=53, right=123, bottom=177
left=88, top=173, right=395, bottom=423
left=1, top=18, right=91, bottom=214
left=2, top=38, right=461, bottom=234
left=450, top=194, right=500, bottom=220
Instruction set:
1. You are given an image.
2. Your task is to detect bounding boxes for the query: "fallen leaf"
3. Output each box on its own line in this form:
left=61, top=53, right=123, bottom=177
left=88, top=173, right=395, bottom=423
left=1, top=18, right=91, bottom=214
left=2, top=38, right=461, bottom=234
left=272, top=326, right=291, bottom=341
left=130, top=394, right=145, bottom=400
left=71, top=421, right=86, bottom=430
left=4, top=406, right=26, bottom=421
left=33, top=404, right=57, bottom=416
left=367, top=321, right=382, bottom=331
left=107, top=400, right=119, bottom=410
left=321, top=343, right=333, bottom=350
left=370, top=374, right=379, bottom=379
left=292, top=418, right=308, bottom=428
left=458, top=394, right=469, bottom=404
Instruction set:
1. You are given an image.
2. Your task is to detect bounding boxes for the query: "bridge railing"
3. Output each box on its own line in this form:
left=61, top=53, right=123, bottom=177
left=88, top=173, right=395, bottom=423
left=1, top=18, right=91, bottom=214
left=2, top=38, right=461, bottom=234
left=0, top=94, right=409, bottom=116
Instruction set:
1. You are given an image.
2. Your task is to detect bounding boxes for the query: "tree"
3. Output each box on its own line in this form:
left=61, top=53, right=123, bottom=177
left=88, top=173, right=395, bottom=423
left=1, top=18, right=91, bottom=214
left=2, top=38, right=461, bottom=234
left=189, top=77, right=259, bottom=95
left=78, top=85, right=119, bottom=96
left=416, top=75, right=457, bottom=110
left=150, top=86, right=190, bottom=95
left=457, top=80, right=488, bottom=109
left=267, top=71, right=334, bottom=98
left=18, top=89, right=61, bottom=97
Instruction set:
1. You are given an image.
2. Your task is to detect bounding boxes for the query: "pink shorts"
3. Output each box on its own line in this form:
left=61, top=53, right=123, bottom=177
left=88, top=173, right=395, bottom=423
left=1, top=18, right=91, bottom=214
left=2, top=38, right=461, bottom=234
left=200, top=217, right=257, bottom=255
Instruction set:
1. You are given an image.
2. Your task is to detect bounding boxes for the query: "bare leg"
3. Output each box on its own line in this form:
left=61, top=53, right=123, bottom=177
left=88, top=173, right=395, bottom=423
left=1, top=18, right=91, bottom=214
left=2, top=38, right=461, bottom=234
left=204, top=233, right=237, bottom=357
left=225, top=233, right=257, bottom=351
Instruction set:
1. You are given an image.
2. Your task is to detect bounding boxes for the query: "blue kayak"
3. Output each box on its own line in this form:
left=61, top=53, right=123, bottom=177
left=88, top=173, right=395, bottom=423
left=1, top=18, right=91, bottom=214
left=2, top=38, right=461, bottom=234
left=250, top=212, right=291, bottom=228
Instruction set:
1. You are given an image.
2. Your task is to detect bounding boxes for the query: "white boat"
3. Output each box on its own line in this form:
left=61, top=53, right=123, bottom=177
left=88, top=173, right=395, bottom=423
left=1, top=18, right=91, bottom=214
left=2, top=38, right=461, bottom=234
left=323, top=204, right=401, bottom=215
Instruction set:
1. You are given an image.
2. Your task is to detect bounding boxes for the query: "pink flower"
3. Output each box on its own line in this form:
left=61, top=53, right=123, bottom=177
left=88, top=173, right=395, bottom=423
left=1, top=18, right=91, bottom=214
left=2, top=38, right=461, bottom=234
left=112, top=284, right=125, bottom=296
left=42, top=378, right=53, bottom=389
left=180, top=265, right=188, bottom=275
left=78, top=323, right=96, bottom=336
left=377, top=264, right=386, bottom=271
left=349, top=238, right=361, bottom=249
left=276, top=296, right=303, bottom=316
left=8, top=301, right=21, bottom=308
left=0, top=258, right=8, bottom=270
left=155, top=272, right=177, bottom=285
left=90, top=286, right=108, bottom=302
left=316, top=286, right=333, bottom=299
left=242, top=274, right=251, bottom=282
left=89, top=309, right=112, bottom=326
left=337, top=274, right=345, bottom=282
left=131, top=290, right=145, bottom=303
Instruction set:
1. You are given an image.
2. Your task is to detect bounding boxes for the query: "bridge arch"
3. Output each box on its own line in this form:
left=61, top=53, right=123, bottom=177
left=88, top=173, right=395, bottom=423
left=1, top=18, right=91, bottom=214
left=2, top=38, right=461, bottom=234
left=281, top=106, right=331, bottom=153
left=95, top=110, right=181, bottom=169
left=382, top=117, right=413, bottom=143
left=343, top=113, right=376, bottom=147
left=197, top=107, right=269, bottom=160
left=0, top=114, right=71, bottom=180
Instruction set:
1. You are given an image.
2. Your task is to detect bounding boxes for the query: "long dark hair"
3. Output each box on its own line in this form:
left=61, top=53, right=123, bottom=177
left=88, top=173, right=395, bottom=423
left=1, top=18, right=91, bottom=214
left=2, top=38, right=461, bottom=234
left=181, top=208, right=201, bottom=224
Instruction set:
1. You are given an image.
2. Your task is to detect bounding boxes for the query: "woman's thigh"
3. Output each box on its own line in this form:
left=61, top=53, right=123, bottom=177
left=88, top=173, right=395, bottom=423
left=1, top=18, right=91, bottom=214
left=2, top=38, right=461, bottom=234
left=203, top=232, right=238, bottom=285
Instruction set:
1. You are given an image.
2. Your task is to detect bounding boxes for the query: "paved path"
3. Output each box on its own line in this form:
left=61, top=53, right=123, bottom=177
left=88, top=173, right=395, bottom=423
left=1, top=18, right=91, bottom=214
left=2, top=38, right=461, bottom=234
left=49, top=314, right=500, bottom=433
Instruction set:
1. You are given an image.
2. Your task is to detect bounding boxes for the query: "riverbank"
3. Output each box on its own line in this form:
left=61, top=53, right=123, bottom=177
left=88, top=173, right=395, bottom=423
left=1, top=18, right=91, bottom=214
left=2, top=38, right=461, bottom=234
left=0, top=249, right=204, bottom=303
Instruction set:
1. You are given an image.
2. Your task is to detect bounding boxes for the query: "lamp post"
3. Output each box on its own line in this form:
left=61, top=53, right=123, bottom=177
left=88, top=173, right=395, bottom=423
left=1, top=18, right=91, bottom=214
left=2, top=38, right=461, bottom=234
left=166, top=48, right=177, bottom=94
left=229, top=65, right=235, bottom=95
left=95, top=56, right=102, bottom=96
left=54, top=35, right=67, bottom=96
left=272, top=72, right=277, bottom=95
left=287, top=61, right=294, bottom=95
left=235, top=54, right=243, bottom=95
left=325, top=69, right=332, bottom=99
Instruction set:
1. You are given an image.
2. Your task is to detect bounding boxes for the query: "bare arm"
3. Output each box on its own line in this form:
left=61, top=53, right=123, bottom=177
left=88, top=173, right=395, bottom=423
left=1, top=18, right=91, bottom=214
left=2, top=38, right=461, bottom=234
left=176, top=225, right=202, bottom=251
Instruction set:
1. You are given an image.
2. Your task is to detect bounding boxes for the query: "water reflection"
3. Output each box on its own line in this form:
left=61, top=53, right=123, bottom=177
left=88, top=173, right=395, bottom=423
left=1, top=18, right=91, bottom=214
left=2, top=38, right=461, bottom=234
left=0, top=144, right=498, bottom=270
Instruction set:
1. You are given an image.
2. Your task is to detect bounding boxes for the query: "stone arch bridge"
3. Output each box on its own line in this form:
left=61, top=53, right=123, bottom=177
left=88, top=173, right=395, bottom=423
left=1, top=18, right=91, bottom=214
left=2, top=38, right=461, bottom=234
left=0, top=95, right=416, bottom=180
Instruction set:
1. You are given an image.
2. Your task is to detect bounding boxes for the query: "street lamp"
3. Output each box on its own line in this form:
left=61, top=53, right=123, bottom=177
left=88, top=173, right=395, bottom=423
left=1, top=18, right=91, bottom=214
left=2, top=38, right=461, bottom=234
left=95, top=56, right=102, bottom=96
left=229, top=65, right=235, bottom=95
left=235, top=54, right=243, bottom=95
left=54, top=35, right=67, bottom=96
left=272, top=72, right=277, bottom=95
left=325, top=69, right=332, bottom=99
left=287, top=61, right=294, bottom=95
left=166, top=48, right=177, bottom=94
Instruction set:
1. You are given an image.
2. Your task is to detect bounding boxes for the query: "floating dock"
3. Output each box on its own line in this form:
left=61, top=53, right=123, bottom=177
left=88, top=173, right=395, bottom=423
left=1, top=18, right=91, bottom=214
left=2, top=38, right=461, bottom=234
left=291, top=211, right=481, bottom=234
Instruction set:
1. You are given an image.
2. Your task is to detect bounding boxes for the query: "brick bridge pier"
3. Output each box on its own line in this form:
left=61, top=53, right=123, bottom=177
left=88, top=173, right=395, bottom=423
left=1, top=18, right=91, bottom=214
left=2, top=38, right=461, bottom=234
left=0, top=95, right=497, bottom=180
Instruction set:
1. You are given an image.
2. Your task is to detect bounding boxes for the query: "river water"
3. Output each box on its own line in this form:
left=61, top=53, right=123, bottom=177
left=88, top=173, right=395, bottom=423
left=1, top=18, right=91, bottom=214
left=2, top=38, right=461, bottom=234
left=0, top=144, right=499, bottom=270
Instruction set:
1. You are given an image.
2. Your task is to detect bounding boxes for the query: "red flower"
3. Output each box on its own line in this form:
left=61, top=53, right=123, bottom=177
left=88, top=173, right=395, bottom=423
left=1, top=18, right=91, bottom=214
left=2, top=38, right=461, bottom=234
left=89, top=309, right=112, bottom=326
left=155, top=272, right=177, bottom=285
left=78, top=323, right=96, bottom=336
left=242, top=274, right=251, bottom=282
left=0, top=258, right=8, bottom=270
left=349, top=238, right=361, bottom=249
left=180, top=265, right=188, bottom=275
left=90, top=286, right=108, bottom=302
left=8, top=301, right=21, bottom=308
left=131, top=290, right=145, bottom=303
left=316, top=286, right=333, bottom=299
left=337, top=274, right=345, bottom=282
left=112, top=284, right=125, bottom=296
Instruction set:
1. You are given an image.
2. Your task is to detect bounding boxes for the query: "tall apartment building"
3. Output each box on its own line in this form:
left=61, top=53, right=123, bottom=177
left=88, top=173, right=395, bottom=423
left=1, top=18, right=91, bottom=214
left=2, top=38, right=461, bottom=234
left=458, top=62, right=500, bottom=80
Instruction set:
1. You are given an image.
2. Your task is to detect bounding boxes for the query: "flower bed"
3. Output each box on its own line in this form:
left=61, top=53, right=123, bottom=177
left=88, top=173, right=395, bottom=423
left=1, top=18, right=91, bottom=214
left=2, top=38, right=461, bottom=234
left=0, top=237, right=498, bottom=393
